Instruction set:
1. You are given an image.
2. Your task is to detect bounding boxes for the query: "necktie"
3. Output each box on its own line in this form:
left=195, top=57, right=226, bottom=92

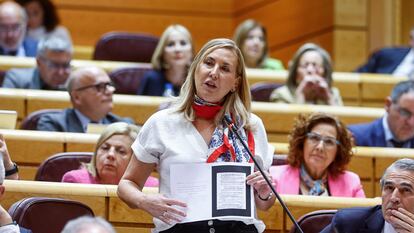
left=391, top=139, right=405, bottom=148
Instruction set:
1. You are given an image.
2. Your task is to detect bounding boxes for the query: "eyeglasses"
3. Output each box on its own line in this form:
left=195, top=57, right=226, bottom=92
left=306, top=132, right=340, bottom=148
left=40, top=57, right=71, bottom=71
left=298, top=62, right=323, bottom=70
left=0, top=23, right=22, bottom=33
left=393, top=105, right=414, bottom=119
left=75, top=82, right=115, bottom=93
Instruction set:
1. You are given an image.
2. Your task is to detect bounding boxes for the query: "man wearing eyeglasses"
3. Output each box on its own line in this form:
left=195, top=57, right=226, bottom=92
left=0, top=1, right=37, bottom=57
left=3, top=36, right=71, bottom=90
left=348, top=80, right=414, bottom=148
left=36, top=66, right=134, bottom=133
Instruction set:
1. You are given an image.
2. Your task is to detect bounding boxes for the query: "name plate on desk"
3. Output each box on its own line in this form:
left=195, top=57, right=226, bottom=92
left=170, top=162, right=254, bottom=223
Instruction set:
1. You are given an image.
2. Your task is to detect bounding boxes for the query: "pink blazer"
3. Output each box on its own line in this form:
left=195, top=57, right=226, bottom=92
left=269, top=165, right=365, bottom=197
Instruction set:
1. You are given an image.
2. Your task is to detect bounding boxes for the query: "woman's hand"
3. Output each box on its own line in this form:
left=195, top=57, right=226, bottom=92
left=141, top=193, right=187, bottom=225
left=296, top=75, right=334, bottom=104
left=0, top=134, right=17, bottom=179
left=246, top=171, right=274, bottom=201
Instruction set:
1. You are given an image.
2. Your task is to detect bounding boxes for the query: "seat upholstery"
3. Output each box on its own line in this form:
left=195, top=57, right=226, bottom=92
left=35, top=152, right=93, bottom=182
left=8, top=197, right=94, bottom=233
left=250, top=82, right=282, bottom=102
left=93, top=32, right=159, bottom=62
left=289, top=209, right=337, bottom=233
left=272, top=154, right=288, bottom=166
left=109, top=67, right=153, bottom=94
left=20, top=109, right=61, bottom=130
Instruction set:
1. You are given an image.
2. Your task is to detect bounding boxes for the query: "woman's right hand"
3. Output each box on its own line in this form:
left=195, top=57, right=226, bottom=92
left=141, top=193, right=187, bottom=225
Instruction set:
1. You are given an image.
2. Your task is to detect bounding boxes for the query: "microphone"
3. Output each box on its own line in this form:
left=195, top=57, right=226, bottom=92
left=223, top=115, right=304, bottom=233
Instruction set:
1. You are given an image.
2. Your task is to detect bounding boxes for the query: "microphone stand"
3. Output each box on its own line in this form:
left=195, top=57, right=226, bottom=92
left=223, top=115, right=304, bottom=233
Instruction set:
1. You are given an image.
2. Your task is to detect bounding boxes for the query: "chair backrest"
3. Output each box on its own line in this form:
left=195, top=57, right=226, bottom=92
left=109, top=67, right=153, bottom=94
left=93, top=32, right=159, bottom=62
left=272, top=154, right=288, bottom=166
left=8, top=197, right=94, bottom=233
left=289, top=209, right=337, bottom=233
left=20, top=109, right=62, bottom=130
left=35, top=152, right=93, bottom=182
left=250, top=82, right=282, bottom=102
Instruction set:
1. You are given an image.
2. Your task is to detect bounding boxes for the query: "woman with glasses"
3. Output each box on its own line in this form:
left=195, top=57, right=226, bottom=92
left=270, top=43, right=343, bottom=105
left=137, top=24, right=193, bottom=97
left=233, top=19, right=284, bottom=70
left=62, top=122, right=158, bottom=186
left=270, top=112, right=365, bottom=197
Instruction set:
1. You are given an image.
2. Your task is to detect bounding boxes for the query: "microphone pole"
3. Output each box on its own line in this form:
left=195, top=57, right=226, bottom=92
left=223, top=115, right=304, bottom=233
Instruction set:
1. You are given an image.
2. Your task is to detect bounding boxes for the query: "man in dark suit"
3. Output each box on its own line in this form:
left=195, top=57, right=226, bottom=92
left=3, top=36, right=72, bottom=90
left=321, top=158, right=414, bottom=233
left=348, top=80, right=414, bottom=148
left=0, top=1, right=37, bottom=57
left=36, top=66, right=134, bottom=133
left=356, top=27, right=414, bottom=78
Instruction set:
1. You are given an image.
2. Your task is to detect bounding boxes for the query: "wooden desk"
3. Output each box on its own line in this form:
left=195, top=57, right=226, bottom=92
left=2, top=180, right=381, bottom=233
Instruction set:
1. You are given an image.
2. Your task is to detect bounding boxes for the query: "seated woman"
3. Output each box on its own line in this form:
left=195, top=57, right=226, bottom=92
left=270, top=43, right=343, bottom=105
left=62, top=122, right=158, bottom=186
left=270, top=112, right=365, bottom=197
left=137, top=24, right=193, bottom=97
left=16, top=0, right=72, bottom=44
left=233, top=19, right=284, bottom=70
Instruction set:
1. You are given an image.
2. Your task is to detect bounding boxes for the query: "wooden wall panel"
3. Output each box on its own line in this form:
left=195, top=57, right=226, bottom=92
left=334, top=29, right=367, bottom=71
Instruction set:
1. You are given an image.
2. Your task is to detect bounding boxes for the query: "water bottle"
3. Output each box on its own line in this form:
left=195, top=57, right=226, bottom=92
left=163, top=83, right=175, bottom=97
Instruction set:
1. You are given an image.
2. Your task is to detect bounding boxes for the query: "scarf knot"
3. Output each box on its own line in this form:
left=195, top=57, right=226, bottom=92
left=300, top=164, right=327, bottom=196
left=192, top=95, right=222, bottom=120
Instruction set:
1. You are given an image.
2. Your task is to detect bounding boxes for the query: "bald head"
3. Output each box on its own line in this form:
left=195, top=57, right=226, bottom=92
left=67, top=67, right=108, bottom=94
left=61, top=216, right=116, bottom=233
left=0, top=1, right=27, bottom=51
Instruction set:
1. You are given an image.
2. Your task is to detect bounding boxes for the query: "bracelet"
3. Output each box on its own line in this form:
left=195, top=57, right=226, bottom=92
left=5, top=162, right=18, bottom=176
left=258, top=192, right=273, bottom=201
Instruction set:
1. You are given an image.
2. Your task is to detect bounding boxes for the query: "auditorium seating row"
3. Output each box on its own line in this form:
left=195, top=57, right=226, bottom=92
left=2, top=179, right=381, bottom=233
left=0, top=55, right=407, bottom=107
left=3, top=129, right=412, bottom=198
left=0, top=88, right=384, bottom=141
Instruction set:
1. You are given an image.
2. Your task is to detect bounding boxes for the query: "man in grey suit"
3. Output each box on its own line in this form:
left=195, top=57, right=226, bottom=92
left=36, top=66, right=134, bottom=133
left=3, top=36, right=72, bottom=90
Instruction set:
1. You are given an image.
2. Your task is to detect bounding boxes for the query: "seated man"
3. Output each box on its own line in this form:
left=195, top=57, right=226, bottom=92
left=348, top=80, right=414, bottom=148
left=37, top=66, right=134, bottom=133
left=0, top=1, right=37, bottom=57
left=321, top=158, right=414, bottom=233
left=3, top=36, right=72, bottom=90
left=355, top=27, right=414, bottom=78
left=61, top=216, right=115, bottom=233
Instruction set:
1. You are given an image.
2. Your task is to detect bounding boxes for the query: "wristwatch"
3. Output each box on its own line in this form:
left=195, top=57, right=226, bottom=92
left=5, top=162, right=18, bottom=176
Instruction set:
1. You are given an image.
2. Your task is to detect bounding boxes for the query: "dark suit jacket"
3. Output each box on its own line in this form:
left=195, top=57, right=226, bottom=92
left=355, top=47, right=411, bottom=74
left=2, top=68, right=56, bottom=90
left=0, top=38, right=38, bottom=57
left=320, top=205, right=384, bottom=233
left=36, top=108, right=134, bottom=133
left=137, top=69, right=180, bottom=96
left=348, top=117, right=414, bottom=148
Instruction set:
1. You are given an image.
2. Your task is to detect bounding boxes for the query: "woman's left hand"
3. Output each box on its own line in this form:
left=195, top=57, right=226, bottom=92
left=246, top=171, right=274, bottom=200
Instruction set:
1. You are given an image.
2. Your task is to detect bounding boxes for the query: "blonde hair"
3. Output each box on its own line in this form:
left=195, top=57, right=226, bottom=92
left=86, top=122, right=141, bottom=177
left=151, top=24, right=194, bottom=70
left=175, top=38, right=252, bottom=129
left=233, top=19, right=269, bottom=68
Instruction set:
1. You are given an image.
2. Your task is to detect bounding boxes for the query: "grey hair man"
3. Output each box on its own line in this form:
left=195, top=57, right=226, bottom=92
left=36, top=67, right=134, bottom=133
left=0, top=1, right=37, bottom=57
left=61, top=216, right=116, bottom=233
left=321, top=158, right=414, bottom=233
left=3, top=36, right=72, bottom=90
left=349, top=80, right=414, bottom=148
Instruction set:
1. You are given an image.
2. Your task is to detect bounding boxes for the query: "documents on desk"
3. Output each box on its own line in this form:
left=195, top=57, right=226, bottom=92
left=170, top=162, right=254, bottom=223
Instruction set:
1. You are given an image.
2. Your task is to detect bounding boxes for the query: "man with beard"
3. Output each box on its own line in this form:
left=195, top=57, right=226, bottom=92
left=349, top=80, right=414, bottom=148
left=37, top=66, right=134, bottom=132
left=321, top=158, right=414, bottom=233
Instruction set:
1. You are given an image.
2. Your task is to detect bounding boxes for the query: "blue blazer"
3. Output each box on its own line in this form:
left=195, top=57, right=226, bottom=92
left=137, top=70, right=180, bottom=96
left=320, top=205, right=384, bottom=233
left=0, top=38, right=38, bottom=57
left=348, top=118, right=414, bottom=148
left=355, top=47, right=410, bottom=74
left=36, top=108, right=134, bottom=133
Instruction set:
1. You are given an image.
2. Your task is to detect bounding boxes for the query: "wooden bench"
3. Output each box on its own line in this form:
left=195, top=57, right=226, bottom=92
left=1, top=129, right=411, bottom=198
left=2, top=180, right=381, bottom=233
left=0, top=88, right=384, bottom=140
